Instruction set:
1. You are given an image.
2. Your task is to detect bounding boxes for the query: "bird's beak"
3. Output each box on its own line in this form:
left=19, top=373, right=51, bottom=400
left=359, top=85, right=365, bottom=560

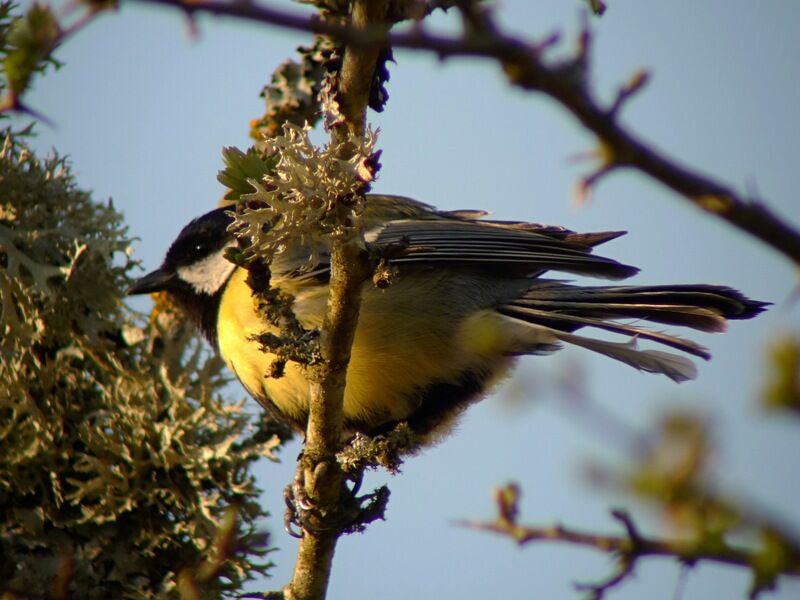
left=127, top=268, right=175, bottom=295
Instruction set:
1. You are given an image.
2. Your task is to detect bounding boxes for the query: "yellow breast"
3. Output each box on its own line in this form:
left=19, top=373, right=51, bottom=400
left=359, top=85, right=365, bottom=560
left=216, top=267, right=516, bottom=432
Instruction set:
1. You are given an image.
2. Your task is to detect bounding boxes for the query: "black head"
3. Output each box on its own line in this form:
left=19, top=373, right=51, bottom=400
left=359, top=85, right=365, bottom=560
left=128, top=207, right=237, bottom=340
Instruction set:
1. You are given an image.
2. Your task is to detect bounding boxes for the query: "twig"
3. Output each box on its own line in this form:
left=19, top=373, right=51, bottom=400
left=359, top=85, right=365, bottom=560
left=462, top=483, right=800, bottom=598
left=129, top=0, right=800, bottom=268
left=463, top=509, right=800, bottom=593
left=0, top=3, right=104, bottom=120
left=608, top=69, right=649, bottom=118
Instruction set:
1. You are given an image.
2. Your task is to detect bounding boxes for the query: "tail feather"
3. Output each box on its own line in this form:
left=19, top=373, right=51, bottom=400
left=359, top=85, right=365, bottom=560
left=513, top=282, right=767, bottom=330
left=499, top=304, right=711, bottom=358
left=499, top=282, right=768, bottom=381
left=551, top=330, right=699, bottom=382
left=509, top=298, right=727, bottom=332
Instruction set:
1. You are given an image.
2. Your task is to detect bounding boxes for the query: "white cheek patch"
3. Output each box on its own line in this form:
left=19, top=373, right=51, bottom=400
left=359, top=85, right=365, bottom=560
left=177, top=247, right=237, bottom=295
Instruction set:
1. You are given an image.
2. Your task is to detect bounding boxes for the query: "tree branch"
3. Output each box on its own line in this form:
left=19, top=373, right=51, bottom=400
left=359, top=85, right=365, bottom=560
left=131, top=0, right=800, bottom=268
left=462, top=484, right=800, bottom=599
left=284, top=3, right=388, bottom=600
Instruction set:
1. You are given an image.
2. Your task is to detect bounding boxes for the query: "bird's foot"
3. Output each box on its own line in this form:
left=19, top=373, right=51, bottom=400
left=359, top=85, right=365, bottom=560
left=283, top=462, right=388, bottom=538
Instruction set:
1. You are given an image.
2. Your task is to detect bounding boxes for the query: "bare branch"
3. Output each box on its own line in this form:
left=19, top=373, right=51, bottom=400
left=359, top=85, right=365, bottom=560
left=130, top=0, right=800, bottom=268
left=461, top=484, right=800, bottom=599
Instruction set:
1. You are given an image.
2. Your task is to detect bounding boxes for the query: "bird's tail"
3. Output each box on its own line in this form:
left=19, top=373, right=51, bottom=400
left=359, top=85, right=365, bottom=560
left=498, top=282, right=768, bottom=382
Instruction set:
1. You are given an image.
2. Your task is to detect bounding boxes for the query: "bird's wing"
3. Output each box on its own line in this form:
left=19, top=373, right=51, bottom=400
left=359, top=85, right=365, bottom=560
left=368, top=218, right=639, bottom=280
left=282, top=198, right=636, bottom=282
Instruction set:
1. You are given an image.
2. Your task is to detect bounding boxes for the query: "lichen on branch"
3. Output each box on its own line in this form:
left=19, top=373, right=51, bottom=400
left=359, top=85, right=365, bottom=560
left=232, top=122, right=378, bottom=269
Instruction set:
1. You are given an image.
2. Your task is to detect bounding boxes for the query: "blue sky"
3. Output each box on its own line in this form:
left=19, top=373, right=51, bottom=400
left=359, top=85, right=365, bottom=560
left=18, top=1, right=800, bottom=598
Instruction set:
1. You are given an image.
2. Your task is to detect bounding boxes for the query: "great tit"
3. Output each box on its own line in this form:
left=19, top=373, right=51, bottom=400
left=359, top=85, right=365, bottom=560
left=129, top=195, right=765, bottom=441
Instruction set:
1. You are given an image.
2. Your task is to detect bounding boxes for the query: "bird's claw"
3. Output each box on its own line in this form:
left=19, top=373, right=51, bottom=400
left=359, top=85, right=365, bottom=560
left=283, top=469, right=388, bottom=538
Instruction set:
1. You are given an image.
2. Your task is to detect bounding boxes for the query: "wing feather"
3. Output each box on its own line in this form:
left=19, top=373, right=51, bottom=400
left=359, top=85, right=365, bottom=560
left=373, top=219, right=639, bottom=280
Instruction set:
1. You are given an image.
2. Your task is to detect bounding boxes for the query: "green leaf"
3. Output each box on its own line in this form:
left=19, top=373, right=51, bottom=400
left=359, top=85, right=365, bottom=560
left=217, top=146, right=278, bottom=201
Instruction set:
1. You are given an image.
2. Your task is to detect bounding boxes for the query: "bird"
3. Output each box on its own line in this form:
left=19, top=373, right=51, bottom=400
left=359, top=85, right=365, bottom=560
left=129, top=195, right=766, bottom=442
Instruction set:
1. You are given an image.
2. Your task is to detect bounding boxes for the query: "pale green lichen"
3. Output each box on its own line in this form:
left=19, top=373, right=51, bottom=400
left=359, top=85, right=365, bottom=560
left=250, top=35, right=336, bottom=139
left=0, top=131, right=279, bottom=599
left=233, top=122, right=377, bottom=270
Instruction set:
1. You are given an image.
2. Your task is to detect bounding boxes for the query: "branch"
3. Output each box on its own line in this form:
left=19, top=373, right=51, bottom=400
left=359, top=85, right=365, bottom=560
left=0, top=2, right=103, bottom=119
left=283, top=3, right=388, bottom=600
left=462, top=484, right=800, bottom=599
left=130, top=0, right=800, bottom=268
left=545, top=373, right=800, bottom=597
